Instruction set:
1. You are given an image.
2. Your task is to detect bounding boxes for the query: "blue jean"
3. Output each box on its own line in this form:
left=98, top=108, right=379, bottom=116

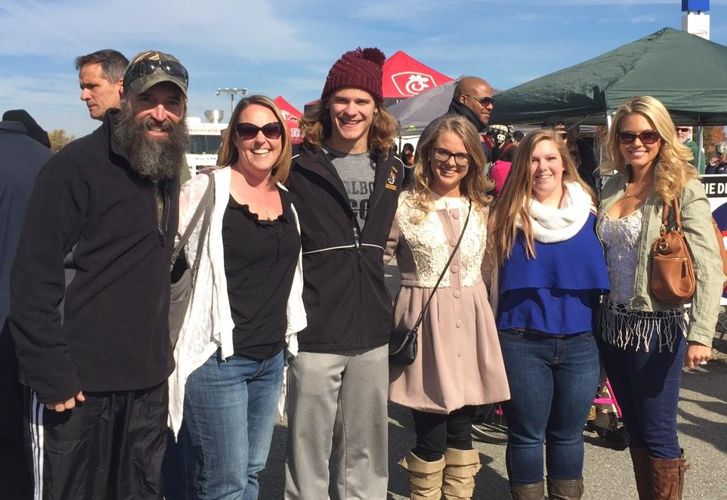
left=177, top=349, right=284, bottom=500
left=498, top=330, right=599, bottom=485
left=599, top=331, right=685, bottom=459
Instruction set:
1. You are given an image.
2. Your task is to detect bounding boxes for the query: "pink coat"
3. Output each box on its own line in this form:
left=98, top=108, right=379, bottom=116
left=386, top=193, right=510, bottom=414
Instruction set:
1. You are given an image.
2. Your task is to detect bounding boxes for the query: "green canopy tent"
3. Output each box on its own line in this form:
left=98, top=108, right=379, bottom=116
left=490, top=27, right=727, bottom=127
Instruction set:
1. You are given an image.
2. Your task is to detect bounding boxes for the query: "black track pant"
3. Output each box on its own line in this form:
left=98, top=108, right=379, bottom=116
left=25, top=382, right=168, bottom=500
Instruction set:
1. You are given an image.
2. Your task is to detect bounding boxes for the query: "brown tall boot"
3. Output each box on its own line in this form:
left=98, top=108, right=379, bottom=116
left=399, top=451, right=446, bottom=499
left=630, top=447, right=651, bottom=499
left=509, top=481, right=545, bottom=500
left=442, top=448, right=481, bottom=499
left=546, top=477, right=584, bottom=500
left=649, top=451, right=689, bottom=500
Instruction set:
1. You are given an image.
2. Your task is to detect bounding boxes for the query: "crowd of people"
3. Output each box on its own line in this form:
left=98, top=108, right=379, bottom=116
left=0, top=45, right=723, bottom=500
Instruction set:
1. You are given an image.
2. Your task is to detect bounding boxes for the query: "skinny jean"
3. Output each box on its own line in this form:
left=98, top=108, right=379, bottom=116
left=599, top=329, right=686, bottom=459
left=498, top=329, right=599, bottom=486
left=411, top=406, right=477, bottom=462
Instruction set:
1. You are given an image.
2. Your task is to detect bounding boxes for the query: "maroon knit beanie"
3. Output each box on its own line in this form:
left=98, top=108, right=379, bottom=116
left=321, top=47, right=386, bottom=102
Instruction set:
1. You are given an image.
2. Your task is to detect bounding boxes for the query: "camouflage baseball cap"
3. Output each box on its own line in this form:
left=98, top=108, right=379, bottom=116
left=123, top=50, right=188, bottom=97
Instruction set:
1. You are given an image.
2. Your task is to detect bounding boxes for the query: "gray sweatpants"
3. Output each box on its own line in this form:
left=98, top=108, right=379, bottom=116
left=284, top=344, right=389, bottom=500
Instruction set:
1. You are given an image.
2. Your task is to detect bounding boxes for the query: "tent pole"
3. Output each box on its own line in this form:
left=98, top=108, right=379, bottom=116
left=695, top=124, right=704, bottom=174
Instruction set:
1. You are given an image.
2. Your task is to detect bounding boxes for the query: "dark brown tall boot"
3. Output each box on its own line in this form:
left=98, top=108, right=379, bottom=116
left=649, top=451, right=689, bottom=500
left=629, top=446, right=651, bottom=499
left=509, top=480, right=544, bottom=500
left=546, top=477, right=584, bottom=500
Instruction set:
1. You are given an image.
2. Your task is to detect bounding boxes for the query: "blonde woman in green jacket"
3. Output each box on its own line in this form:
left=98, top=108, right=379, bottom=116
left=597, top=96, right=723, bottom=500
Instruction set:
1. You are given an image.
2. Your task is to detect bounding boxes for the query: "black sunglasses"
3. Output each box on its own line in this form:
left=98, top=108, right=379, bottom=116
left=676, top=127, right=691, bottom=132
left=464, top=94, right=495, bottom=107
left=235, top=122, right=283, bottom=140
left=125, top=59, right=189, bottom=86
left=617, top=131, right=661, bottom=145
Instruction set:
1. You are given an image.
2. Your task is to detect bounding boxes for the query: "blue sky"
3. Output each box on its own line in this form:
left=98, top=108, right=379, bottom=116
left=1, top=0, right=726, bottom=138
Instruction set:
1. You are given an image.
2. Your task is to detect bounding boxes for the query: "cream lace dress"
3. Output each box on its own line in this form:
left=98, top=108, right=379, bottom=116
left=387, top=193, right=510, bottom=414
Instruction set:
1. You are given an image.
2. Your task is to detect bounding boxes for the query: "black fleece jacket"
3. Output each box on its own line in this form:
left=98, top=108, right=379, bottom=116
left=287, top=145, right=403, bottom=352
left=9, top=111, right=179, bottom=403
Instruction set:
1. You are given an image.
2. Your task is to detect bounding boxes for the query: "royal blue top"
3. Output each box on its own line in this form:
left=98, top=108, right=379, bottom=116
left=497, top=212, right=610, bottom=335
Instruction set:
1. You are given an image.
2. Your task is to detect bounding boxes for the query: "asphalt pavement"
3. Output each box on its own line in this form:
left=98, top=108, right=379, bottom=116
left=257, top=266, right=727, bottom=499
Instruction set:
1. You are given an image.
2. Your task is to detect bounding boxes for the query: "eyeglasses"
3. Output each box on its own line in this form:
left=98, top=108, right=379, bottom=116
left=556, top=131, right=568, bottom=140
left=617, top=131, right=661, bottom=145
left=676, top=127, right=690, bottom=133
left=125, top=59, right=189, bottom=86
left=432, top=147, right=470, bottom=167
left=235, top=122, right=283, bottom=140
left=463, top=94, right=496, bottom=107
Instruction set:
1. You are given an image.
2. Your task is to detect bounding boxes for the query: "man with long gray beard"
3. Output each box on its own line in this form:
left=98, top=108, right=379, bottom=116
left=9, top=50, right=189, bottom=500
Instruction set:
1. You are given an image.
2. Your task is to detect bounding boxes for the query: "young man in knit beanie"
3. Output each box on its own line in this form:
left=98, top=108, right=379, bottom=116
left=284, top=47, right=403, bottom=499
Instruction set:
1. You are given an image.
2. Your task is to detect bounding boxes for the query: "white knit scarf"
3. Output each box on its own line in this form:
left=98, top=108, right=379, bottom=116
left=517, top=181, right=594, bottom=243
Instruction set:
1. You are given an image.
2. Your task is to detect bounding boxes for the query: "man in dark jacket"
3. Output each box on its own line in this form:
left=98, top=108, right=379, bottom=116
left=75, top=49, right=128, bottom=120
left=421, top=76, right=496, bottom=162
left=10, top=50, right=188, bottom=500
left=0, top=113, right=52, bottom=500
left=284, top=47, right=403, bottom=499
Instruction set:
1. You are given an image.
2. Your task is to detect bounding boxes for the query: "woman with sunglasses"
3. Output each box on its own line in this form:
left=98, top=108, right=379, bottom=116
left=166, top=95, right=306, bottom=499
left=387, top=115, right=509, bottom=499
left=598, top=96, right=723, bottom=499
left=488, top=129, right=609, bottom=500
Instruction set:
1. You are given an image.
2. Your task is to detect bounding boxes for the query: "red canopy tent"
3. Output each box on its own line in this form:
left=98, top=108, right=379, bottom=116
left=273, top=95, right=304, bottom=144
left=382, top=50, right=453, bottom=99
left=304, top=50, right=453, bottom=113
left=273, top=95, right=302, bottom=119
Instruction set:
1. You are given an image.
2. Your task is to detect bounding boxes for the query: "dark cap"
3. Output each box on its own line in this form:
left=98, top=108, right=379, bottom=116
left=123, top=50, right=188, bottom=97
left=321, top=47, right=385, bottom=102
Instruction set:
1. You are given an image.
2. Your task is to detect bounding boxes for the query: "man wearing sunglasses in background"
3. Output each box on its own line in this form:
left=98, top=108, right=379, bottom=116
left=284, top=47, right=403, bottom=499
left=421, top=76, right=496, bottom=163
left=9, top=50, right=189, bottom=500
left=75, top=49, right=128, bottom=121
left=676, top=125, right=703, bottom=174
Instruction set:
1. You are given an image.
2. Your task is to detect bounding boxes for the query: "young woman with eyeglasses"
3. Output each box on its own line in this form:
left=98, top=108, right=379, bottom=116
left=387, top=115, right=510, bottom=499
left=488, top=129, right=610, bottom=500
left=597, top=96, right=723, bottom=499
left=165, top=95, right=306, bottom=499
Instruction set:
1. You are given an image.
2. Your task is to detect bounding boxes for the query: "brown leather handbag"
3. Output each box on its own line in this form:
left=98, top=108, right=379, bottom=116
left=649, top=198, right=696, bottom=306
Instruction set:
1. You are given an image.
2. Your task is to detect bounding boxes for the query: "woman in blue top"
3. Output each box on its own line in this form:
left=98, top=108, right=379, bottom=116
left=488, top=129, right=610, bottom=500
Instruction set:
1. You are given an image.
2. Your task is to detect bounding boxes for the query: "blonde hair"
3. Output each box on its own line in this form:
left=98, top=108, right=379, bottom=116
left=490, top=129, right=595, bottom=264
left=602, top=96, right=697, bottom=203
left=407, top=115, right=493, bottom=218
left=300, top=93, right=397, bottom=154
left=217, top=95, right=293, bottom=183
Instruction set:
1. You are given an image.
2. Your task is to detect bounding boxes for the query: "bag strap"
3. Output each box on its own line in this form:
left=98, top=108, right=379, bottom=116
left=189, top=176, right=215, bottom=288
left=661, top=197, right=683, bottom=234
left=409, top=200, right=472, bottom=333
left=171, top=173, right=214, bottom=266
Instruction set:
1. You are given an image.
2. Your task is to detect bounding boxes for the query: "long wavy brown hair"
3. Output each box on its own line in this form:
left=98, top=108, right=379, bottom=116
left=601, top=95, right=697, bottom=203
left=490, top=129, right=595, bottom=265
left=300, top=94, right=397, bottom=154
left=407, top=115, right=493, bottom=219
left=217, top=95, right=293, bottom=183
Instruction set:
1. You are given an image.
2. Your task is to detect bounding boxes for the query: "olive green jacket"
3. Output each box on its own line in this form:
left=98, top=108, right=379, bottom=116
left=598, top=171, right=724, bottom=347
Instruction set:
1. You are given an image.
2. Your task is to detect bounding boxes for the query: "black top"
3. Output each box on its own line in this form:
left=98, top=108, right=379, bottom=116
left=9, top=111, right=179, bottom=403
left=223, top=188, right=300, bottom=360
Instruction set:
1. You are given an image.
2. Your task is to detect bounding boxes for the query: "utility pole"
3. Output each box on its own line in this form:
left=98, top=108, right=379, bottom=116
left=216, top=87, right=248, bottom=115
